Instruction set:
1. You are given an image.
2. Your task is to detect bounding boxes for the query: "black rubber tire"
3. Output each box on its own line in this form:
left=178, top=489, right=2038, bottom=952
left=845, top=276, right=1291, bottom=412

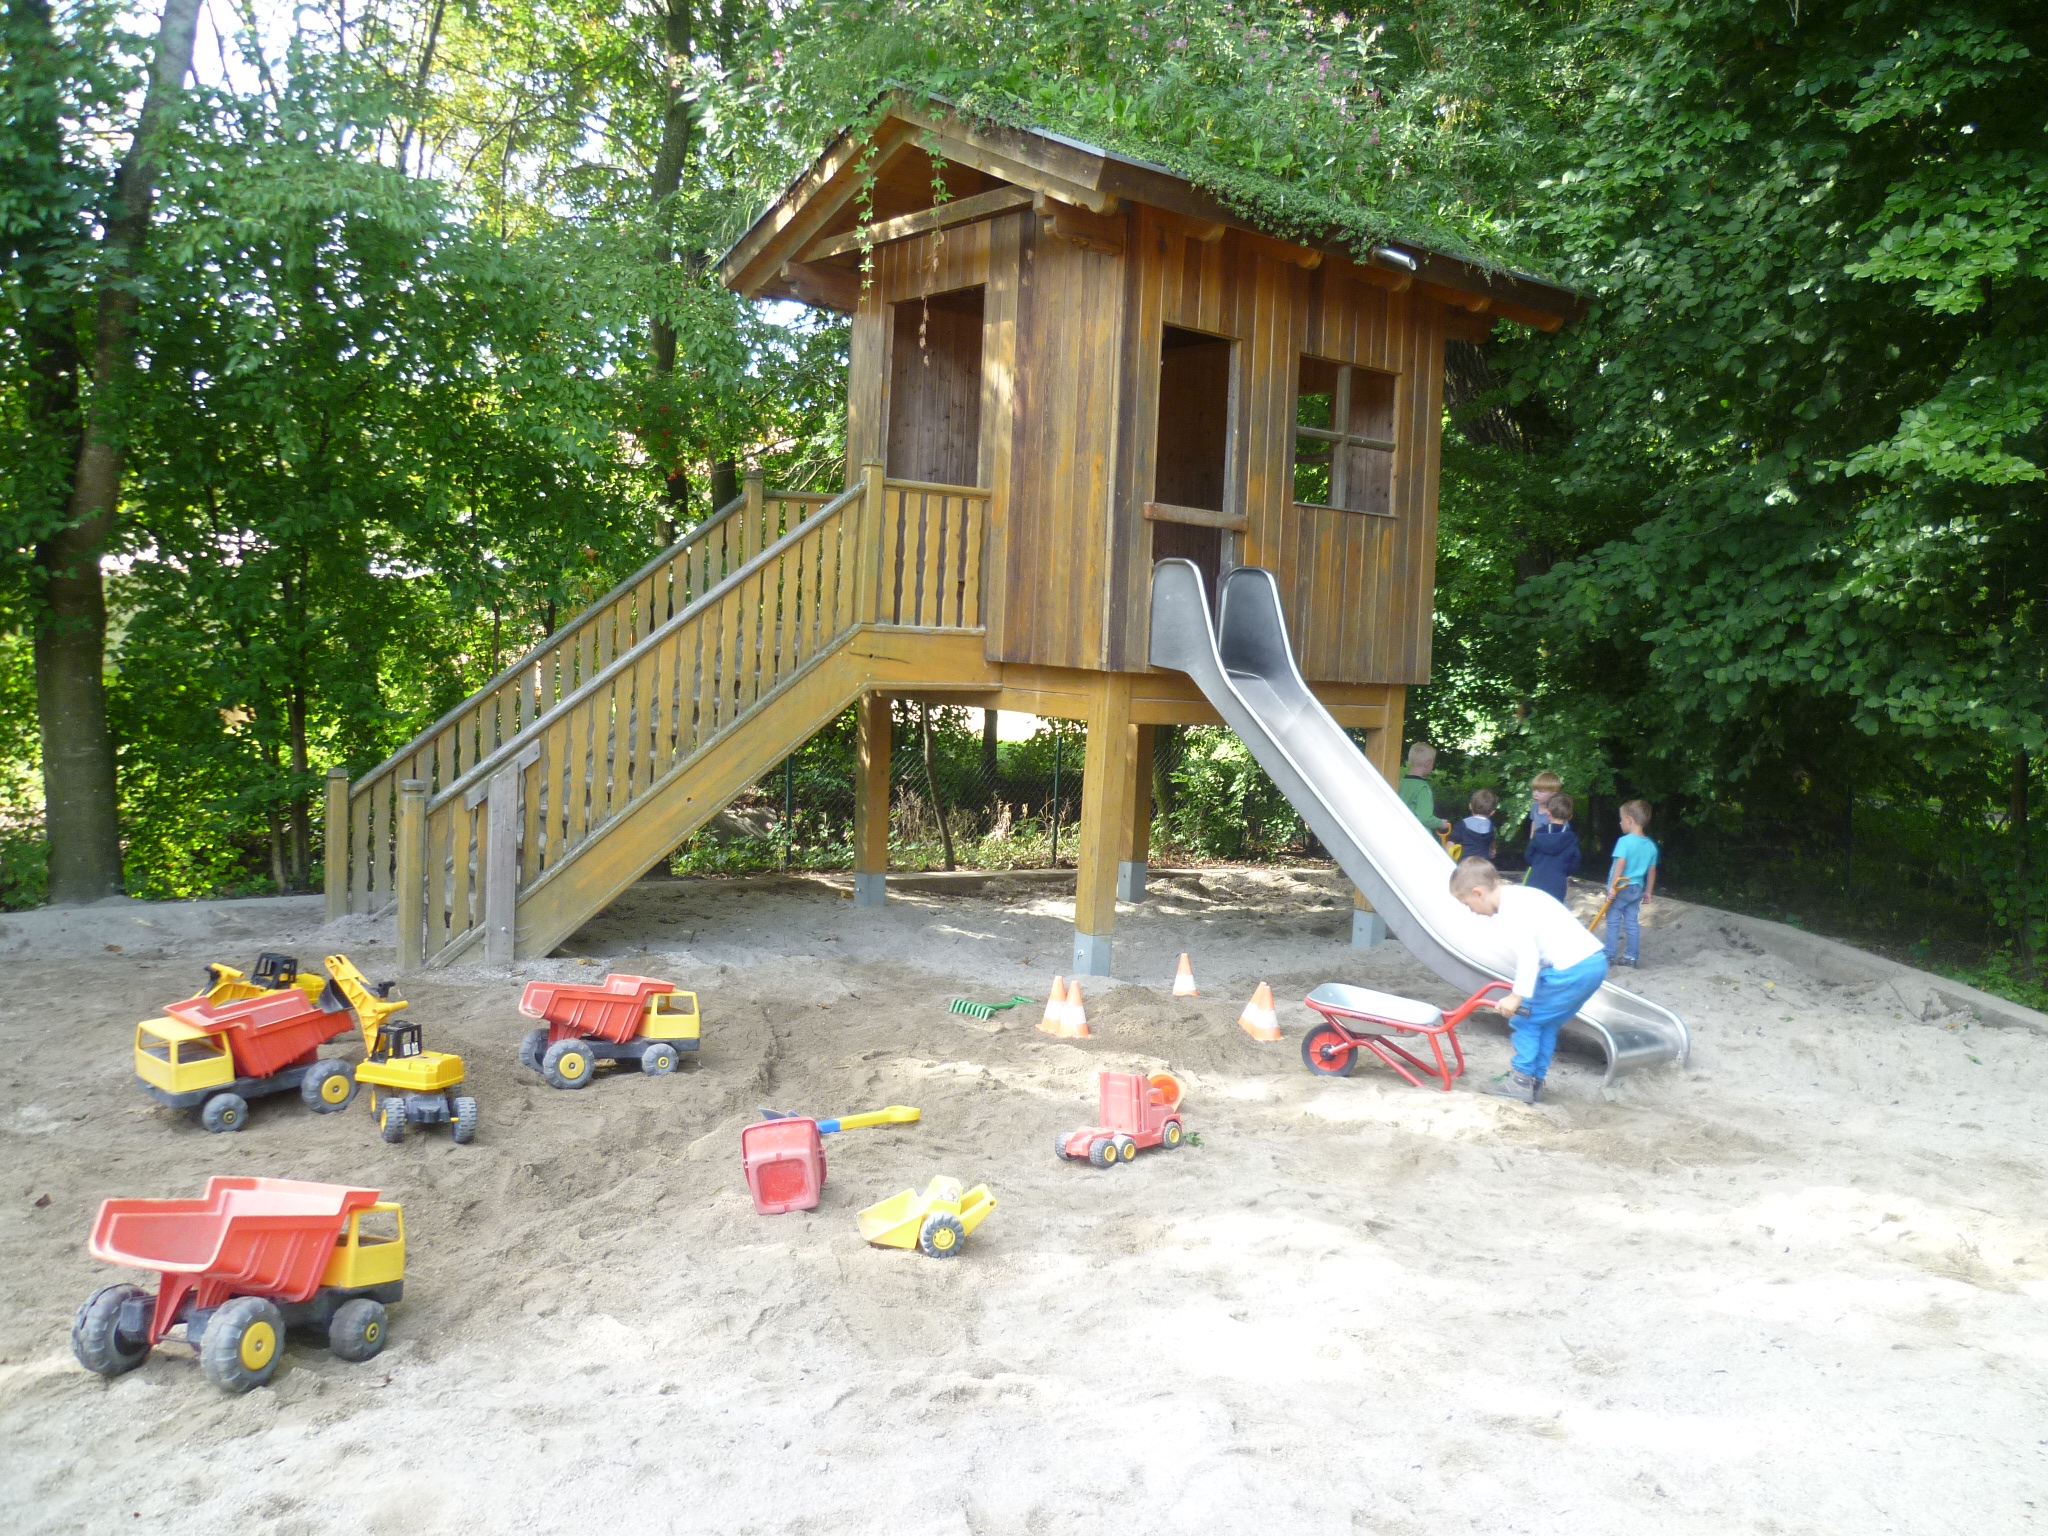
left=201, top=1093, right=249, bottom=1134
left=1054, top=1132, right=1073, bottom=1162
left=518, top=1028, right=549, bottom=1072
left=200, top=1296, right=285, bottom=1393
left=301, top=1060, right=358, bottom=1114
left=451, top=1095, right=478, bottom=1145
left=640, top=1041, right=679, bottom=1076
left=380, top=1099, right=407, bottom=1143
left=542, top=1038, right=595, bottom=1090
left=1087, top=1137, right=1115, bottom=1168
left=919, top=1212, right=967, bottom=1258
left=1113, top=1136, right=1139, bottom=1164
left=327, top=1298, right=387, bottom=1363
left=1161, top=1119, right=1184, bottom=1150
left=1301, top=1024, right=1359, bottom=1078
left=71, top=1284, right=151, bottom=1377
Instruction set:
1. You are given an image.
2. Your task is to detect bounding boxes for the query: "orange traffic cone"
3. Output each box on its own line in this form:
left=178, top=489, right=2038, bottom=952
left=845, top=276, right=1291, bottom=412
left=1238, top=982, right=1280, bottom=1041
left=1040, top=976, right=1067, bottom=1035
left=1172, top=952, right=1199, bottom=997
left=1062, top=980, right=1091, bottom=1038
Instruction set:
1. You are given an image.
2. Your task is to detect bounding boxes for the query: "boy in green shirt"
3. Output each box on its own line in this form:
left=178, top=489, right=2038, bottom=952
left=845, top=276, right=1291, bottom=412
left=1400, top=742, right=1447, bottom=835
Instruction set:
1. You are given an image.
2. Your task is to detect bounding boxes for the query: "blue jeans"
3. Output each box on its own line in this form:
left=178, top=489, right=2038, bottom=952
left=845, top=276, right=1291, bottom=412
left=1512, top=952, right=1609, bottom=1079
left=1605, top=884, right=1643, bottom=964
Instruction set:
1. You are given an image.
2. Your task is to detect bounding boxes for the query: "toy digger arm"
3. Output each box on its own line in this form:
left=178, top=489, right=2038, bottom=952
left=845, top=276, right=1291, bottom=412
left=323, top=954, right=406, bottom=1055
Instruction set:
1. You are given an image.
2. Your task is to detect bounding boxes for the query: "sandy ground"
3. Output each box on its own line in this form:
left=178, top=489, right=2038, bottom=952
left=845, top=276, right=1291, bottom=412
left=0, top=868, right=2043, bottom=1535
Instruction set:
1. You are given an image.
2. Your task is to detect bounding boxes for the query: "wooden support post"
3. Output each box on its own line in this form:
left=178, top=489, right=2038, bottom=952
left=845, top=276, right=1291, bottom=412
left=743, top=469, right=766, bottom=553
left=1352, top=887, right=1387, bottom=949
left=1353, top=698, right=1403, bottom=948
left=1073, top=675, right=1138, bottom=976
left=854, top=691, right=891, bottom=906
left=323, top=766, right=350, bottom=923
left=1117, top=724, right=1155, bottom=903
left=856, top=459, right=887, bottom=624
left=395, top=779, right=427, bottom=970
left=466, top=743, right=541, bottom=969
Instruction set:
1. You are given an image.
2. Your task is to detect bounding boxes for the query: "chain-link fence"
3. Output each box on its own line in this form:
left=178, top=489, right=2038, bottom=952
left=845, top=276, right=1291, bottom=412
left=667, top=703, right=1347, bottom=875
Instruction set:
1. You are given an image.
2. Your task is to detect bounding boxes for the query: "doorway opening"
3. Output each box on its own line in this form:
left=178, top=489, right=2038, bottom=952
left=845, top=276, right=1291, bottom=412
left=887, top=286, right=985, bottom=485
left=1150, top=325, right=1235, bottom=599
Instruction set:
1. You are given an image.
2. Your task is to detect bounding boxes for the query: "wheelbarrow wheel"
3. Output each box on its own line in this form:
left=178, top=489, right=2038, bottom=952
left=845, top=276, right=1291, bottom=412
left=919, top=1213, right=966, bottom=1258
left=327, top=1298, right=387, bottom=1363
left=542, top=1039, right=595, bottom=1090
left=1161, top=1119, right=1184, bottom=1150
left=380, top=1099, right=408, bottom=1143
left=1302, top=1023, right=1358, bottom=1077
left=302, top=1060, right=357, bottom=1114
left=201, top=1093, right=249, bottom=1134
left=451, top=1095, right=479, bottom=1145
left=1087, top=1137, right=1116, bottom=1168
left=201, top=1296, right=285, bottom=1394
left=518, top=1028, right=549, bottom=1072
left=72, top=1283, right=151, bottom=1377
left=640, top=1041, right=680, bottom=1075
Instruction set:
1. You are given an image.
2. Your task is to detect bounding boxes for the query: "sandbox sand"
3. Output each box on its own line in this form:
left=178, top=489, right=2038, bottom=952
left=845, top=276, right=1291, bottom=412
left=0, top=869, right=2042, bottom=1534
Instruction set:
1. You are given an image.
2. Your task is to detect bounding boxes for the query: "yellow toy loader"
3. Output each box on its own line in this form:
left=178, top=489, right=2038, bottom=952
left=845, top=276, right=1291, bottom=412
left=322, top=956, right=477, bottom=1145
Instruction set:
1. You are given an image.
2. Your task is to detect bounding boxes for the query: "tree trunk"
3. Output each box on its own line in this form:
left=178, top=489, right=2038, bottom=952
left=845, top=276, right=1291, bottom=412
left=34, top=0, right=204, bottom=904
left=2013, top=750, right=2033, bottom=979
left=648, top=0, right=693, bottom=515
left=921, top=703, right=956, bottom=872
left=711, top=457, right=740, bottom=512
left=288, top=679, right=311, bottom=890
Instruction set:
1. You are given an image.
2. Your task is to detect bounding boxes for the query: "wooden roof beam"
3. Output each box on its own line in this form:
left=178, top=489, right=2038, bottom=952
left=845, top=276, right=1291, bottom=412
left=722, top=118, right=918, bottom=296
left=799, top=184, right=1036, bottom=264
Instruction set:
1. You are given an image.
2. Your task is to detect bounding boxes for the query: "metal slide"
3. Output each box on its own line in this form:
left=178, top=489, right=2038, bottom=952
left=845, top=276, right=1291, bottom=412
left=1149, top=559, right=1689, bottom=1083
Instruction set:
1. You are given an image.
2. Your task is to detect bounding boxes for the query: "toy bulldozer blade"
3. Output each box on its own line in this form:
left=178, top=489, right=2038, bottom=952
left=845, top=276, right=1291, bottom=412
left=857, top=1176, right=996, bottom=1257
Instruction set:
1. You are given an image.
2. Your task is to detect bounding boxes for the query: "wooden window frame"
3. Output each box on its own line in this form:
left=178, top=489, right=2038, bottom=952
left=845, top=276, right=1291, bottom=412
left=1294, top=361, right=1396, bottom=518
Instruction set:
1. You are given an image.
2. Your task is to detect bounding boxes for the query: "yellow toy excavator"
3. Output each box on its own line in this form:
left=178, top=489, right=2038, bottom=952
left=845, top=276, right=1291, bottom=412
left=322, top=956, right=477, bottom=1146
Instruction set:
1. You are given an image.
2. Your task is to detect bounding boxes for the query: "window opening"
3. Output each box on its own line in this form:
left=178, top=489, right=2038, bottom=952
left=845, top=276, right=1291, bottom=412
left=1150, top=325, right=1237, bottom=600
left=887, top=285, right=985, bottom=485
left=1295, top=357, right=1395, bottom=515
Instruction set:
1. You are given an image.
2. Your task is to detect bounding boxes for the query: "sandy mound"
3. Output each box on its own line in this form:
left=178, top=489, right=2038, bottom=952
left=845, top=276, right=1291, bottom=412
left=1, top=871, right=2040, bottom=1533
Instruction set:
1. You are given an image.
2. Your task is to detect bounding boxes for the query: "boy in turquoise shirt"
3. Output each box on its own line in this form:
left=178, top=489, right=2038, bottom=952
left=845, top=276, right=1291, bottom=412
left=1400, top=742, right=1447, bottom=835
left=1605, top=799, right=1659, bottom=969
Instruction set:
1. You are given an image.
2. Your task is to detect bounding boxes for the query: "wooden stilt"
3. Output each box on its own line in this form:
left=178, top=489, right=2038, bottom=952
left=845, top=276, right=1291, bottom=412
left=323, top=766, right=350, bottom=923
left=854, top=691, right=891, bottom=906
left=1117, top=724, right=1155, bottom=902
left=1354, top=694, right=1404, bottom=947
left=1072, top=674, right=1138, bottom=976
left=395, top=779, right=427, bottom=970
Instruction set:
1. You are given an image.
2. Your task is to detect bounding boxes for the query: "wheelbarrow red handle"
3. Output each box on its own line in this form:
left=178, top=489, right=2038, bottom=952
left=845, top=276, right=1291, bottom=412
left=1445, top=981, right=1520, bottom=1025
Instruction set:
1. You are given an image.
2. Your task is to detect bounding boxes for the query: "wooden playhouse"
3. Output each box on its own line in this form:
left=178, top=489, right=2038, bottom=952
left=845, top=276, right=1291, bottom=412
left=327, top=97, right=1582, bottom=974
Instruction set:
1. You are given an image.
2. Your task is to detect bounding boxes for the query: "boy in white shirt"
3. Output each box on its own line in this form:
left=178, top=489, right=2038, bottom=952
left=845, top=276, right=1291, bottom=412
left=1448, top=857, right=1609, bottom=1104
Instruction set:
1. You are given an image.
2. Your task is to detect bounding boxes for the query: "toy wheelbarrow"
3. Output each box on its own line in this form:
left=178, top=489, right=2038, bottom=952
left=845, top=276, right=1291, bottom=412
left=856, top=1176, right=996, bottom=1258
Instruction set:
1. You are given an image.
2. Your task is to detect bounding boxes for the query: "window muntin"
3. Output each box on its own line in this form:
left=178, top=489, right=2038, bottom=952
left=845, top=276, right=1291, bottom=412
left=1294, top=357, right=1395, bottom=516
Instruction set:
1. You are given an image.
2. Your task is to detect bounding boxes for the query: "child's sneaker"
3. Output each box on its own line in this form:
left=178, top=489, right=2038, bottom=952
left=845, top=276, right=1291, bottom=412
left=1479, top=1070, right=1541, bottom=1104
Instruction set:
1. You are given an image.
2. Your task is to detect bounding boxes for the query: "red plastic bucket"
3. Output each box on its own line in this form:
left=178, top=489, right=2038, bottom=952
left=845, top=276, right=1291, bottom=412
left=740, top=1119, right=826, bottom=1214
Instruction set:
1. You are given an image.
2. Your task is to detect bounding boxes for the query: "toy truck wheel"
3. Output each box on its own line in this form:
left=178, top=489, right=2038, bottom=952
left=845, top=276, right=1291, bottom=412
left=640, top=1041, right=680, bottom=1076
left=1087, top=1137, right=1116, bottom=1168
left=1161, top=1119, right=1184, bottom=1150
left=380, top=1099, right=407, bottom=1143
left=919, top=1212, right=966, bottom=1258
left=1301, top=1023, right=1358, bottom=1078
left=72, top=1284, right=152, bottom=1377
left=1054, top=1132, right=1075, bottom=1162
left=327, top=1298, right=388, bottom=1363
left=201, top=1093, right=249, bottom=1134
left=302, top=1060, right=358, bottom=1114
left=1113, top=1136, right=1139, bottom=1162
left=518, top=1028, right=549, bottom=1072
left=451, top=1095, right=478, bottom=1144
left=542, top=1039, right=595, bottom=1090
left=200, top=1296, right=286, bottom=1393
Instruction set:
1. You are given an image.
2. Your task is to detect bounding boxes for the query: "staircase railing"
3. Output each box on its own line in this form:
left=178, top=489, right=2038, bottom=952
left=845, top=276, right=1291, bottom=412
left=384, top=467, right=989, bottom=966
left=331, top=477, right=837, bottom=918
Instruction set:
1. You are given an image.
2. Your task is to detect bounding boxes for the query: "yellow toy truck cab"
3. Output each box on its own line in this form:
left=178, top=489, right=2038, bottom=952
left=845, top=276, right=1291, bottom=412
left=641, top=991, right=701, bottom=1044
left=134, top=1017, right=236, bottom=1097
left=324, top=954, right=478, bottom=1146
left=320, top=1201, right=406, bottom=1291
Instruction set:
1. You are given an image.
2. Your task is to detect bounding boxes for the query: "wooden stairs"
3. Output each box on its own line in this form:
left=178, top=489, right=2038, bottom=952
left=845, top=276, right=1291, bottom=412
left=325, top=469, right=991, bottom=966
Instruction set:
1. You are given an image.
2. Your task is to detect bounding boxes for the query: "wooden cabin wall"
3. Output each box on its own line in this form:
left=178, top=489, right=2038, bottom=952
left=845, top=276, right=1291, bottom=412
left=988, top=209, right=1129, bottom=670
left=1106, top=207, right=1445, bottom=685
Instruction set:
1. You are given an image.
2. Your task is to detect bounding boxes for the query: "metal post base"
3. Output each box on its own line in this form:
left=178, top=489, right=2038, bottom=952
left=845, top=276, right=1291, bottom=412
left=1072, top=932, right=1113, bottom=977
left=1116, top=860, right=1147, bottom=903
left=1352, top=909, right=1387, bottom=949
left=853, top=873, right=887, bottom=907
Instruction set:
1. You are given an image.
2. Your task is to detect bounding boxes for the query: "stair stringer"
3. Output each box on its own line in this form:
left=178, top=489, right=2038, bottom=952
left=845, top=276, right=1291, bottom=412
left=435, top=626, right=994, bottom=965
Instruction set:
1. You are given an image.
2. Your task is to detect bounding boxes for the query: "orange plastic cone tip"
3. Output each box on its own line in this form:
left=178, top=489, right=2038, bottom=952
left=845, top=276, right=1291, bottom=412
left=1040, top=976, right=1067, bottom=1034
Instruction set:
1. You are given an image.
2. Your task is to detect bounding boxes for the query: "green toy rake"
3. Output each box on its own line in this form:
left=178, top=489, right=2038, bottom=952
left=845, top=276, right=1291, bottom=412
left=948, top=994, right=1035, bottom=1021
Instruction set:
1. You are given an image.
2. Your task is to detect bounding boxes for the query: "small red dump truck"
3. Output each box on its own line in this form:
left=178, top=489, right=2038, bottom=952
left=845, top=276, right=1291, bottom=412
left=1055, top=1071, right=1189, bottom=1167
left=517, top=973, right=701, bottom=1089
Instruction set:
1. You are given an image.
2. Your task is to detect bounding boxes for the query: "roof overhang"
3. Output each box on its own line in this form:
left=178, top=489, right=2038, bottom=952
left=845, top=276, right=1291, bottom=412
left=718, top=93, right=1587, bottom=332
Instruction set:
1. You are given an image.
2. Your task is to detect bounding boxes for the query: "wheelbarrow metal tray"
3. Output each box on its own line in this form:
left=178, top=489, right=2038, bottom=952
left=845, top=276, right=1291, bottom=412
left=519, top=975, right=675, bottom=1044
left=90, top=1177, right=381, bottom=1303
